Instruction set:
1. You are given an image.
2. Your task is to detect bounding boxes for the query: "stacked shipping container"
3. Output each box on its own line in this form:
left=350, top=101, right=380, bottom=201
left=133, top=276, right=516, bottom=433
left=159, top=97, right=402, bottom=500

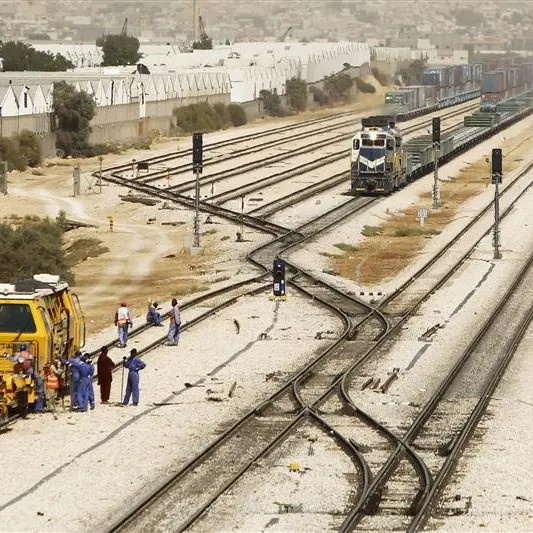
left=480, top=63, right=533, bottom=111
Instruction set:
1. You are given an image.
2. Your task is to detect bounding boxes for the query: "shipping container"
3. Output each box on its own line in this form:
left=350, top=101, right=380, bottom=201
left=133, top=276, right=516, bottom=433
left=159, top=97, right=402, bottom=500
left=482, top=71, right=506, bottom=93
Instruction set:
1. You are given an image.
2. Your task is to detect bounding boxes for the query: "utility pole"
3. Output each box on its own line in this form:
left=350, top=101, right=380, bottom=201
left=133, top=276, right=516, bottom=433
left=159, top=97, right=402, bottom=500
left=432, top=117, right=440, bottom=210
left=192, top=132, right=203, bottom=248
left=0, top=161, right=7, bottom=195
left=73, top=165, right=80, bottom=197
left=192, top=0, right=197, bottom=44
left=492, top=148, right=503, bottom=260
left=98, top=155, right=103, bottom=194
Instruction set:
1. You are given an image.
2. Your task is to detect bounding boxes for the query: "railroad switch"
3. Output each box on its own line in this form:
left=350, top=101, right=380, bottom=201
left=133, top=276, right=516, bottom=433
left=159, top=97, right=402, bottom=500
left=289, top=463, right=300, bottom=472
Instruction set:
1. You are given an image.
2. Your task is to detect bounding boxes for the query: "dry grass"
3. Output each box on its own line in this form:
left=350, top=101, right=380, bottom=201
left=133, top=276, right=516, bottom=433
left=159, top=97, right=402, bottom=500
left=332, top=131, right=533, bottom=286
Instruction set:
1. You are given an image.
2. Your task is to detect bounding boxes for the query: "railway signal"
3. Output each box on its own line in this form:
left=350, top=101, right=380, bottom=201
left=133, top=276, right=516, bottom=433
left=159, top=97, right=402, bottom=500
left=432, top=117, right=441, bottom=210
left=492, top=148, right=503, bottom=259
left=192, top=133, right=203, bottom=248
left=270, top=258, right=287, bottom=301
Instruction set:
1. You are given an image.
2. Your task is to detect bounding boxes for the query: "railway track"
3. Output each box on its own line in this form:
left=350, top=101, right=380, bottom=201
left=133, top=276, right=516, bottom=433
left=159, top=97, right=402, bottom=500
left=2, top=96, right=524, bottom=531
left=105, top=149, right=533, bottom=530
left=120, top=104, right=476, bottom=203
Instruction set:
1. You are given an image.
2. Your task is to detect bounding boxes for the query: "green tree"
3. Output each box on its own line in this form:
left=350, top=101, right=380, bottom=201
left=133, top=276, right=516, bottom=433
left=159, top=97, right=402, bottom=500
left=53, top=81, right=96, bottom=157
left=0, top=41, right=74, bottom=71
left=397, top=59, right=426, bottom=86
left=259, top=89, right=287, bottom=117
left=0, top=137, right=27, bottom=171
left=192, top=34, right=213, bottom=50
left=286, top=77, right=308, bottom=112
left=17, top=130, right=42, bottom=168
left=100, top=34, right=142, bottom=66
left=0, top=213, right=74, bottom=284
left=323, top=73, right=354, bottom=101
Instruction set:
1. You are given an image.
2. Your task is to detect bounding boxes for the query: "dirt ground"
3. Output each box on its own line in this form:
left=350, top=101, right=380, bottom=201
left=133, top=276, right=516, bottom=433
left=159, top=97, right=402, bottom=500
left=332, top=128, right=533, bottom=285
left=0, top=89, right=386, bottom=336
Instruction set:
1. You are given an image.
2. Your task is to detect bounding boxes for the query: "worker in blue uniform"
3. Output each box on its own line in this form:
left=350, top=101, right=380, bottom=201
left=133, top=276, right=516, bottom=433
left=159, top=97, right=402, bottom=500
left=62, top=355, right=93, bottom=412
left=122, top=348, right=146, bottom=406
left=69, top=350, right=82, bottom=409
left=82, top=354, right=96, bottom=410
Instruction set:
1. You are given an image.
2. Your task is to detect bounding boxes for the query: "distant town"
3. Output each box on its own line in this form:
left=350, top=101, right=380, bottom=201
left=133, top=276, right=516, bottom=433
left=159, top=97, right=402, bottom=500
left=1, top=0, right=533, bottom=52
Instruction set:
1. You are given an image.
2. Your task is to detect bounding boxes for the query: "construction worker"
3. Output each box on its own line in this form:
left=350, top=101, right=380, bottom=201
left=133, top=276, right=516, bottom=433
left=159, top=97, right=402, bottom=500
left=62, top=355, right=93, bottom=412
left=146, top=302, right=163, bottom=326
left=165, top=298, right=181, bottom=346
left=122, top=349, right=146, bottom=406
left=83, top=354, right=96, bottom=411
left=114, top=302, right=133, bottom=348
left=44, top=360, right=62, bottom=406
left=97, top=346, right=115, bottom=404
left=69, top=350, right=82, bottom=409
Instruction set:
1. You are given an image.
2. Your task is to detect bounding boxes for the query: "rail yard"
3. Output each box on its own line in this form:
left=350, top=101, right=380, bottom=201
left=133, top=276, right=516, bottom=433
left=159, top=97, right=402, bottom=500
left=2, top=70, right=533, bottom=533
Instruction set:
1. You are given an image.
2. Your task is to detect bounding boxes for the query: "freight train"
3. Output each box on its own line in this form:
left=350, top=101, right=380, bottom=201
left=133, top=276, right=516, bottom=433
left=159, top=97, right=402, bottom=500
left=0, top=274, right=85, bottom=419
left=385, top=63, right=483, bottom=116
left=480, top=63, right=533, bottom=112
left=351, top=94, right=533, bottom=195
left=350, top=116, right=406, bottom=194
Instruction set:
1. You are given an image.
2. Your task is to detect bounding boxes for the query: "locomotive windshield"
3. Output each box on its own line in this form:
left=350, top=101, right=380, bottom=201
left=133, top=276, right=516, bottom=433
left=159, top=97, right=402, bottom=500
left=362, top=139, right=385, bottom=147
left=0, top=304, right=37, bottom=333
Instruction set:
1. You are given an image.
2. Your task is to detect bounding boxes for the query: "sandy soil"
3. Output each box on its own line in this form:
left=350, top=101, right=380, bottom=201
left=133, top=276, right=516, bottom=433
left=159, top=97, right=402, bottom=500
left=0, top=91, right=385, bottom=336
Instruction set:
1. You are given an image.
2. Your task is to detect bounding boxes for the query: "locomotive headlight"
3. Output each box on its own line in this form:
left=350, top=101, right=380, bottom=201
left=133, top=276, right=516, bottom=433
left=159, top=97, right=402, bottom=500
left=369, top=132, right=377, bottom=140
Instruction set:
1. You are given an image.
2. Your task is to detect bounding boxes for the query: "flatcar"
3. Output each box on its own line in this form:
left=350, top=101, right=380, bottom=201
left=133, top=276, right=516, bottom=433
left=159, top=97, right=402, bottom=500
left=0, top=274, right=85, bottom=419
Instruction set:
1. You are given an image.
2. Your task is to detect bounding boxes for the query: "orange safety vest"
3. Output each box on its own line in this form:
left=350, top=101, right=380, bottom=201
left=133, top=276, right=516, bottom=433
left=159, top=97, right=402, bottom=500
left=44, top=367, right=60, bottom=389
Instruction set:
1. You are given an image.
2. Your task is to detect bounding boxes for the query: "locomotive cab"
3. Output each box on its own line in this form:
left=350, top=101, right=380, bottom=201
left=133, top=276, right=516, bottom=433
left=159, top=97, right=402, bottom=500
left=350, top=116, right=406, bottom=195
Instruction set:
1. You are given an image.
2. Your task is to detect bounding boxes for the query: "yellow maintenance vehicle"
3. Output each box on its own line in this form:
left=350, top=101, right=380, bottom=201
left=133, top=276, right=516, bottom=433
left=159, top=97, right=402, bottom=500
left=0, top=274, right=85, bottom=420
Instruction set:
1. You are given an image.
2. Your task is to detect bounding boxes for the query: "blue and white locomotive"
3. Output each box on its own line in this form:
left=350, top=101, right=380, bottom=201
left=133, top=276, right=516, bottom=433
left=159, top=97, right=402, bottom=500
left=350, top=116, right=405, bottom=194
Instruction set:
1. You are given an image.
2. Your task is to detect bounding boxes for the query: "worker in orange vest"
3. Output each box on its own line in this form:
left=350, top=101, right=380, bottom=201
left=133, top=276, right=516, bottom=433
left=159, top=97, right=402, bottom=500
left=44, top=360, right=62, bottom=407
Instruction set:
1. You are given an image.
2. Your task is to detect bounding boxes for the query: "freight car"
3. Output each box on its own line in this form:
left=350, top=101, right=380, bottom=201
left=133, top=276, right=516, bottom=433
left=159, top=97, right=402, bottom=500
left=480, top=63, right=533, bottom=112
left=351, top=96, right=533, bottom=195
left=0, top=274, right=85, bottom=419
left=385, top=63, right=483, bottom=118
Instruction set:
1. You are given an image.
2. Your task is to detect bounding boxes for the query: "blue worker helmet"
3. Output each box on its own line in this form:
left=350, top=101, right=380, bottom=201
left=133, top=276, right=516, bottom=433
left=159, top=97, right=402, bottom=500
left=20, top=344, right=27, bottom=351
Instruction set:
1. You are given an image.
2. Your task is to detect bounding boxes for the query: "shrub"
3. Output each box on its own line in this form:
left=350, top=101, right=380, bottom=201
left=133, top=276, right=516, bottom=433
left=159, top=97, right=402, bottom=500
left=355, top=77, right=376, bottom=94
left=361, top=225, right=382, bottom=237
left=213, top=102, right=231, bottom=127
left=323, top=72, right=354, bottom=101
left=392, top=227, right=441, bottom=237
left=0, top=212, right=74, bottom=284
left=310, top=86, right=329, bottom=105
left=173, top=102, right=222, bottom=133
left=0, top=137, right=27, bottom=171
left=17, top=129, right=42, bottom=167
left=333, top=243, right=358, bottom=252
left=259, top=89, right=288, bottom=117
left=371, top=67, right=389, bottom=86
left=227, top=103, right=247, bottom=126
left=286, top=77, right=308, bottom=112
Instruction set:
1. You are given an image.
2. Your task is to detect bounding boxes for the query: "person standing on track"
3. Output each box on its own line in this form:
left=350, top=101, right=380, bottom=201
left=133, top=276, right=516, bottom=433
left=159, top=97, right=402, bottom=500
left=122, top=349, right=146, bottom=406
left=97, top=346, right=115, bottom=404
left=165, top=298, right=181, bottom=346
left=69, top=350, right=82, bottom=410
left=114, top=302, right=133, bottom=348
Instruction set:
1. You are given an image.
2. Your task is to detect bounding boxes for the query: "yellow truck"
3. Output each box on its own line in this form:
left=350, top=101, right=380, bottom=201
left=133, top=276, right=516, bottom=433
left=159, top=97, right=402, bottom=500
left=0, top=274, right=85, bottom=420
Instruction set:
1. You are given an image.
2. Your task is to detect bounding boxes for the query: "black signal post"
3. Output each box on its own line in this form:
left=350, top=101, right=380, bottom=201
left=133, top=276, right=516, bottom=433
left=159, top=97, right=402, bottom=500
left=492, top=148, right=502, bottom=259
left=192, top=133, right=203, bottom=248
left=270, top=258, right=287, bottom=301
left=432, top=117, right=441, bottom=210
